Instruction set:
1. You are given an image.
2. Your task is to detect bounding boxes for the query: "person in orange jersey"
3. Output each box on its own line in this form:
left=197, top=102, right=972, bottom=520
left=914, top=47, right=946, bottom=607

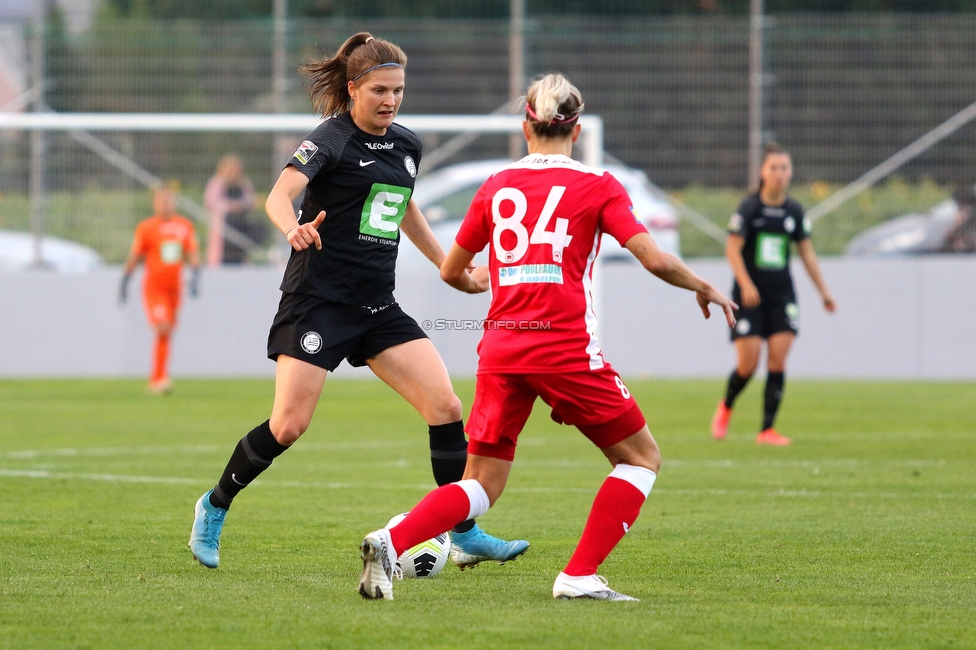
left=120, top=188, right=201, bottom=394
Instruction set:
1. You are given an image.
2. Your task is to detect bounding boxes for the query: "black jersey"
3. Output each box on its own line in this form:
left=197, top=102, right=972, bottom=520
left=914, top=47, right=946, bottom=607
left=727, top=192, right=810, bottom=298
left=280, top=112, right=423, bottom=307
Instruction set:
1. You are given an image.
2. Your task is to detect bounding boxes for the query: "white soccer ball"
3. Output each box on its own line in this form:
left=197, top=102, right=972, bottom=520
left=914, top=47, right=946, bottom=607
left=385, top=513, right=451, bottom=578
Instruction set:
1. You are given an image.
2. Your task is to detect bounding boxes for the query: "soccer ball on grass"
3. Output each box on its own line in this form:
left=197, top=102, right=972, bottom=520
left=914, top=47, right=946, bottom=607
left=385, top=513, right=451, bottom=578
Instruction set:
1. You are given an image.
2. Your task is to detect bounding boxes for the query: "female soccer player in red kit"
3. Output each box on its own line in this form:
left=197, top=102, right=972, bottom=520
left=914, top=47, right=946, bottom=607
left=359, top=73, right=737, bottom=601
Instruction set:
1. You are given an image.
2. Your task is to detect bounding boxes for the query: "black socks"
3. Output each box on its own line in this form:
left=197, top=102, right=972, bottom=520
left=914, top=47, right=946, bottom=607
left=763, top=371, right=785, bottom=431
left=724, top=370, right=752, bottom=408
left=429, top=421, right=475, bottom=534
left=210, top=420, right=289, bottom=510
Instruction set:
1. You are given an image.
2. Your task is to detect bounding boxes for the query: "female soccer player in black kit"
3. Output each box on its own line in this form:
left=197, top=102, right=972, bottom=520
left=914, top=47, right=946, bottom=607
left=711, top=143, right=836, bottom=445
left=188, top=32, right=527, bottom=569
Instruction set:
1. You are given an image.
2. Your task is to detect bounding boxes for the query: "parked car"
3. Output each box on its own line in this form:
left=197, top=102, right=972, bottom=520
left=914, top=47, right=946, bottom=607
left=399, top=159, right=680, bottom=269
left=845, top=199, right=959, bottom=256
left=0, top=230, right=103, bottom=272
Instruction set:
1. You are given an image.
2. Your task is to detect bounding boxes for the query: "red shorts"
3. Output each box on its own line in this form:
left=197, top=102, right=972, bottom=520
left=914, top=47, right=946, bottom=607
left=143, top=287, right=180, bottom=327
left=466, top=365, right=646, bottom=462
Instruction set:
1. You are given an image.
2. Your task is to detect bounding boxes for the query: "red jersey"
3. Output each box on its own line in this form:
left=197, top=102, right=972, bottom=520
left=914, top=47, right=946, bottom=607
left=131, top=215, right=198, bottom=293
left=455, top=154, right=647, bottom=374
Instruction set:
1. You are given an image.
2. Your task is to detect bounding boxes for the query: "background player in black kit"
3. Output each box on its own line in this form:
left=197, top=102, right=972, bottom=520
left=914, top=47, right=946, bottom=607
left=188, top=32, right=528, bottom=569
left=711, top=143, right=836, bottom=446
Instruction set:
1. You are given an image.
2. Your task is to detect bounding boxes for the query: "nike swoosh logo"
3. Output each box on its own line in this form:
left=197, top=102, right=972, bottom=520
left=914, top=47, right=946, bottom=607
left=359, top=160, right=376, bottom=167
left=231, top=473, right=247, bottom=486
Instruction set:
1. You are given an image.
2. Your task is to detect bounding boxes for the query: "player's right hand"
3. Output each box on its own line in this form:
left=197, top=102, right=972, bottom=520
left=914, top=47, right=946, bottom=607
left=287, top=210, right=326, bottom=251
left=696, top=284, right=738, bottom=329
left=118, top=273, right=131, bottom=306
left=740, top=282, right=761, bottom=308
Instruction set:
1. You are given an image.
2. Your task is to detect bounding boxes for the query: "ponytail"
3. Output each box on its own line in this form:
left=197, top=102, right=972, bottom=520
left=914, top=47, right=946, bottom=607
left=301, top=32, right=407, bottom=118
left=525, top=73, right=585, bottom=140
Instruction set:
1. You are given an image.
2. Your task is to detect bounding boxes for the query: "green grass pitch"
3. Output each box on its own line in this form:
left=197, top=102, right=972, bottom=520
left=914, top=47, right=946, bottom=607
left=1, top=378, right=974, bottom=649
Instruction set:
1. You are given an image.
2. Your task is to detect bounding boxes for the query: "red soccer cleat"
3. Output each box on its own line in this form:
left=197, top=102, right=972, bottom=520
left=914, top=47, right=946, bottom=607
left=710, top=401, right=731, bottom=440
left=755, top=428, right=791, bottom=446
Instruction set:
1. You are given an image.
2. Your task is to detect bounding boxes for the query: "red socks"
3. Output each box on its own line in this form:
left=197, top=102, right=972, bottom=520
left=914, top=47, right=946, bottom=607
left=563, top=471, right=652, bottom=577
left=389, top=484, right=470, bottom=556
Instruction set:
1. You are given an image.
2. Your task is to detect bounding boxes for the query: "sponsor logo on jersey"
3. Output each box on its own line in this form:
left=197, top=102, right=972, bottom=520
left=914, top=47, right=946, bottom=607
left=756, top=232, right=788, bottom=269
left=403, top=155, right=417, bottom=178
left=497, top=264, right=564, bottom=286
left=762, top=206, right=786, bottom=217
left=364, top=142, right=394, bottom=150
left=360, top=183, right=413, bottom=240
left=293, top=140, right=318, bottom=165
left=784, top=216, right=796, bottom=233
left=803, top=216, right=812, bottom=235
left=160, top=240, right=183, bottom=264
left=629, top=206, right=640, bottom=224
left=729, top=213, right=744, bottom=232
left=359, top=159, right=376, bottom=167
left=300, top=331, right=322, bottom=354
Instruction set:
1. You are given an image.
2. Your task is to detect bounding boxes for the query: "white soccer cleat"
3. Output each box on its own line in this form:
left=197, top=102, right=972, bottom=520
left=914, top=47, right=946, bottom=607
left=552, top=572, right=639, bottom=601
left=359, top=529, right=397, bottom=601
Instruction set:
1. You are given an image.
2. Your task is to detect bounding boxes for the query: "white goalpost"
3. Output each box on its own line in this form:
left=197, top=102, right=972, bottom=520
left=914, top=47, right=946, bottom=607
left=0, top=111, right=604, bottom=262
left=0, top=112, right=605, bottom=166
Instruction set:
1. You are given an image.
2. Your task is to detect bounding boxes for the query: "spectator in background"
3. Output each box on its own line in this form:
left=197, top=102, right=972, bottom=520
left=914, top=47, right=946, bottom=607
left=204, top=154, right=262, bottom=265
left=941, top=185, right=976, bottom=253
left=120, top=188, right=200, bottom=394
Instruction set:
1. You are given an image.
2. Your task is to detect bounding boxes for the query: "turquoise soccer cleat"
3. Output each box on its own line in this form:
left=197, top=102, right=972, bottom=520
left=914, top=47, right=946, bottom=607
left=449, top=524, right=529, bottom=570
left=188, top=489, right=226, bottom=568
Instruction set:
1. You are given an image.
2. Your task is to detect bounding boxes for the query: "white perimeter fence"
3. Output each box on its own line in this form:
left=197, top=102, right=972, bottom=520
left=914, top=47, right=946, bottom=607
left=2, top=256, right=975, bottom=380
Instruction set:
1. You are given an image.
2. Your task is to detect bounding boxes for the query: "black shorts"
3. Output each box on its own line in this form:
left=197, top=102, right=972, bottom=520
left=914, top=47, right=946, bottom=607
left=730, top=296, right=799, bottom=341
left=267, top=293, right=427, bottom=371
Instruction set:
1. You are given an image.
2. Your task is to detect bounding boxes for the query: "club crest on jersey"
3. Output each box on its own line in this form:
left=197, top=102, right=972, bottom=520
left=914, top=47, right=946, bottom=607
left=784, top=216, right=796, bottom=233
left=403, top=155, right=417, bottom=178
left=301, top=331, right=322, bottom=354
left=293, top=140, right=318, bottom=165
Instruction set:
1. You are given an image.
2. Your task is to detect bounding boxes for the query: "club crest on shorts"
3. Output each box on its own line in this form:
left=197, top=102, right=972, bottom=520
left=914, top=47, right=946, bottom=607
left=403, top=155, right=417, bottom=178
left=736, top=318, right=751, bottom=335
left=300, top=331, right=323, bottom=354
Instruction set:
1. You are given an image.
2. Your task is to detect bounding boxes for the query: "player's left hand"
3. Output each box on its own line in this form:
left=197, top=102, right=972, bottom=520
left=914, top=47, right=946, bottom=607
left=466, top=265, right=490, bottom=293
left=696, top=285, right=738, bottom=329
left=822, top=291, right=837, bottom=313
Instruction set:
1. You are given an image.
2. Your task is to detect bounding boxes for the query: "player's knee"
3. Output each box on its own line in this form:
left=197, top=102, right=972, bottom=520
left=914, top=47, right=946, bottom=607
left=426, top=393, right=463, bottom=425
left=737, top=360, right=758, bottom=377
left=269, top=417, right=308, bottom=445
left=643, top=441, right=662, bottom=474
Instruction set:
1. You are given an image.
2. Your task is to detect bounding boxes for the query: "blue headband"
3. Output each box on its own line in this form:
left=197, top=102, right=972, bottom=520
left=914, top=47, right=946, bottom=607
left=351, top=62, right=403, bottom=82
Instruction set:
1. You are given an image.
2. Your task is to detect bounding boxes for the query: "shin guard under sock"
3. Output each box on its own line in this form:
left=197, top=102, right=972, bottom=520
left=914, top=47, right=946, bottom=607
left=211, top=420, right=289, bottom=510
left=564, top=465, right=656, bottom=577
left=724, top=370, right=751, bottom=408
left=762, top=371, right=785, bottom=431
left=428, top=421, right=475, bottom=533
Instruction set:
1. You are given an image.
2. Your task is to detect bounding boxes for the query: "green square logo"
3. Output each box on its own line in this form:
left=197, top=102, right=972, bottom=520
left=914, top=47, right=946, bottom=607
left=755, top=233, right=788, bottom=269
left=360, top=183, right=412, bottom=239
